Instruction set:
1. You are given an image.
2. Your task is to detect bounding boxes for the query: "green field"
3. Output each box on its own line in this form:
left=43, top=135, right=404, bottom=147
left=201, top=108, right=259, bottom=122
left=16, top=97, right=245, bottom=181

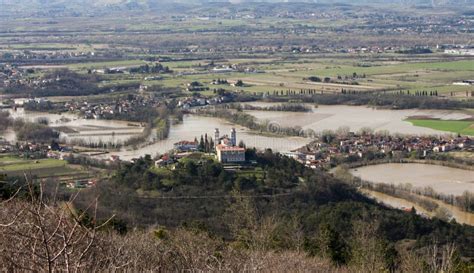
left=0, top=155, right=87, bottom=177
left=132, top=58, right=474, bottom=96
left=406, top=119, right=474, bottom=136
left=0, top=156, right=64, bottom=171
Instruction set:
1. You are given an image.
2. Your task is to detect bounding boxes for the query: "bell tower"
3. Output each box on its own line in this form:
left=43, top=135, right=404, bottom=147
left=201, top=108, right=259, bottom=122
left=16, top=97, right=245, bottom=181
left=214, top=128, right=220, bottom=147
left=231, top=128, right=237, bottom=146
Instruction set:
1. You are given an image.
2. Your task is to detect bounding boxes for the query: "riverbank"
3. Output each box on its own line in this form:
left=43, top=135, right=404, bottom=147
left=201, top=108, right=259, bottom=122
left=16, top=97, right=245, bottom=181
left=361, top=189, right=474, bottom=226
left=341, top=158, right=474, bottom=172
left=333, top=161, right=474, bottom=217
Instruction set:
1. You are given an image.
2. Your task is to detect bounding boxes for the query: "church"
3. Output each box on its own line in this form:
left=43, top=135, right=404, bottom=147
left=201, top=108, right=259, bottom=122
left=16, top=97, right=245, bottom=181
left=214, top=128, right=246, bottom=163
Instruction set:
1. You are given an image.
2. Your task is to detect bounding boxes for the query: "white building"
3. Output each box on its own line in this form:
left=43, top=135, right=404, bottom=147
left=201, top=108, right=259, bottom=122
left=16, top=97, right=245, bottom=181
left=214, top=128, right=245, bottom=163
left=216, top=145, right=246, bottom=163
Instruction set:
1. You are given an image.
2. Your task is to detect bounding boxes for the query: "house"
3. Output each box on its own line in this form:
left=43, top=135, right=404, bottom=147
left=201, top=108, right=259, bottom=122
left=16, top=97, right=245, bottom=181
left=109, top=155, right=120, bottom=162
left=305, top=153, right=317, bottom=161
left=174, top=140, right=198, bottom=152
left=155, top=154, right=174, bottom=167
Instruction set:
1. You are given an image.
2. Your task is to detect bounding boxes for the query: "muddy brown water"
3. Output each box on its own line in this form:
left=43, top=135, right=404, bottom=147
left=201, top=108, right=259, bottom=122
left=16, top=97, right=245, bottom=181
left=3, top=108, right=144, bottom=144
left=361, top=189, right=474, bottom=226
left=104, top=115, right=308, bottom=160
left=244, top=103, right=471, bottom=135
left=350, top=163, right=474, bottom=196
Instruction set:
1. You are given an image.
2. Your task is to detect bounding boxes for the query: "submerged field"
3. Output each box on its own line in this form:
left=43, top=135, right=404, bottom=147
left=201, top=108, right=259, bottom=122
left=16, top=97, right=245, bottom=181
left=406, top=119, right=474, bottom=136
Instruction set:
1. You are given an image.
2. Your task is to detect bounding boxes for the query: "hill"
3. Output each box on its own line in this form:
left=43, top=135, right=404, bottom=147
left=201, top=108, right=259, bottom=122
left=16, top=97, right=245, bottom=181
left=2, top=150, right=474, bottom=271
left=1, top=0, right=473, bottom=17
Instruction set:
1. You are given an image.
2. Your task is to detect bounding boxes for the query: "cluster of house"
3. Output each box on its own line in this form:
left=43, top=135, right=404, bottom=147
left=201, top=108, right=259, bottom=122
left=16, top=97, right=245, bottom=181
left=63, top=96, right=159, bottom=119
left=441, top=44, right=474, bottom=56
left=66, top=179, right=97, bottom=189
left=3, top=71, right=70, bottom=90
left=0, top=138, right=12, bottom=153
left=1, top=51, right=97, bottom=66
left=288, top=133, right=473, bottom=169
left=177, top=94, right=234, bottom=109
left=0, top=139, right=76, bottom=160
left=0, top=64, right=25, bottom=88
left=211, top=64, right=263, bottom=74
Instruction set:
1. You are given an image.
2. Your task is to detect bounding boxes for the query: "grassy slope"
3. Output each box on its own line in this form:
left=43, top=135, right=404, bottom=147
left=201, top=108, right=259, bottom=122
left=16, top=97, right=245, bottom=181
left=406, top=119, right=474, bottom=136
left=0, top=156, right=87, bottom=177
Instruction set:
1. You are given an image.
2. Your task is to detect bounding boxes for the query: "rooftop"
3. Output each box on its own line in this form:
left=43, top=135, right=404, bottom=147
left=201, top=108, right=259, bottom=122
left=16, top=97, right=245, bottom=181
left=216, top=144, right=245, bottom=152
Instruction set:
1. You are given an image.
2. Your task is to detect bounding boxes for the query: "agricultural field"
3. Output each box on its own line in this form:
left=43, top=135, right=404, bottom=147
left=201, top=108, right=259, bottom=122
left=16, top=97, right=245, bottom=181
left=1, top=3, right=472, bottom=101
left=0, top=155, right=90, bottom=178
left=50, top=55, right=473, bottom=99
left=406, top=119, right=474, bottom=136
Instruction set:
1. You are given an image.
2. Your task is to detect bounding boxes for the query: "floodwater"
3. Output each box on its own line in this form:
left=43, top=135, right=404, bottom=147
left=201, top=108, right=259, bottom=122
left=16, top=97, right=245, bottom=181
left=350, top=163, right=474, bottom=196
left=106, top=115, right=308, bottom=160
left=244, top=103, right=471, bottom=135
left=2, top=104, right=472, bottom=160
left=2, top=108, right=144, bottom=145
left=1, top=108, right=307, bottom=156
left=361, top=189, right=474, bottom=226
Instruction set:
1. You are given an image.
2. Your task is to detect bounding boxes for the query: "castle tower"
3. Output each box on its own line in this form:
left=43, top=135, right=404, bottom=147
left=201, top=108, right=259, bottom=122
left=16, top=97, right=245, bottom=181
left=230, top=128, right=237, bottom=146
left=214, top=128, right=220, bottom=147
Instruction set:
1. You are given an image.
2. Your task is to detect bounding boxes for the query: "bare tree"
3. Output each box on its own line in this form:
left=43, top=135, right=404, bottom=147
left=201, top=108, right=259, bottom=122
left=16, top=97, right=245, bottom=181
left=0, top=178, right=115, bottom=272
left=427, top=242, right=458, bottom=273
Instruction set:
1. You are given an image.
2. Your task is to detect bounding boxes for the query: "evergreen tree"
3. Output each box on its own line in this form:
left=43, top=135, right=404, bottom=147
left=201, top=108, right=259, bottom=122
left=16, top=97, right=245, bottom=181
left=199, top=135, right=205, bottom=151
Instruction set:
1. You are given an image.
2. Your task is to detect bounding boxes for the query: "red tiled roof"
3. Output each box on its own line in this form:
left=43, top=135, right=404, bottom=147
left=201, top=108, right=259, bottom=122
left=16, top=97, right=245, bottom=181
left=216, top=144, right=245, bottom=152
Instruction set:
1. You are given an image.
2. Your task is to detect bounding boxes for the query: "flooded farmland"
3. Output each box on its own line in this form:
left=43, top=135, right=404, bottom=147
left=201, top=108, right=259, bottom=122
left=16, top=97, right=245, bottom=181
left=3, top=108, right=144, bottom=145
left=2, top=104, right=473, bottom=160
left=350, top=163, right=474, bottom=196
left=244, top=103, right=471, bottom=135
left=106, top=115, right=309, bottom=160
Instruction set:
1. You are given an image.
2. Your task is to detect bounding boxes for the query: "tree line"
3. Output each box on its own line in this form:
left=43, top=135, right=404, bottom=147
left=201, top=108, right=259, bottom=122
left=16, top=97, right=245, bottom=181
left=265, top=92, right=474, bottom=110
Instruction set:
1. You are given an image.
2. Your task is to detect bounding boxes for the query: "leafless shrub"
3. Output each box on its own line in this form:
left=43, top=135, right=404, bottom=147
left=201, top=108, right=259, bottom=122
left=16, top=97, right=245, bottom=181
left=0, top=179, right=346, bottom=272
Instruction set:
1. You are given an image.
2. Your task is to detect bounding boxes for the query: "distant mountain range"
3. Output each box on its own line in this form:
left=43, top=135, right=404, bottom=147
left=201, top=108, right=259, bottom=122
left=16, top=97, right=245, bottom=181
left=1, top=0, right=473, bottom=17
left=2, top=0, right=474, bottom=6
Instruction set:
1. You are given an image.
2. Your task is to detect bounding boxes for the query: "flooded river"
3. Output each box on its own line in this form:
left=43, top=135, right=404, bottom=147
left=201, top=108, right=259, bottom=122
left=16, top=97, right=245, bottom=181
left=245, top=103, right=471, bottom=135
left=107, top=115, right=308, bottom=160
left=361, top=189, right=474, bottom=226
left=1, top=108, right=308, bottom=158
left=2, top=104, right=472, bottom=160
left=350, top=163, right=474, bottom=196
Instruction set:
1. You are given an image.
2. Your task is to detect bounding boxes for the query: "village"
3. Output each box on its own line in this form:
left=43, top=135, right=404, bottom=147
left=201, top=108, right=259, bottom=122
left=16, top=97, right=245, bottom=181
left=12, top=89, right=237, bottom=121
left=0, top=126, right=248, bottom=189
left=290, top=132, right=473, bottom=170
left=3, top=122, right=473, bottom=191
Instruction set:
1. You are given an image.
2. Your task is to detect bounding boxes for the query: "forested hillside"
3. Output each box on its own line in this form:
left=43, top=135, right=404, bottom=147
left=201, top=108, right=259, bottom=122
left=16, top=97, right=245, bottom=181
left=1, top=150, right=474, bottom=271
left=75, top=151, right=474, bottom=270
